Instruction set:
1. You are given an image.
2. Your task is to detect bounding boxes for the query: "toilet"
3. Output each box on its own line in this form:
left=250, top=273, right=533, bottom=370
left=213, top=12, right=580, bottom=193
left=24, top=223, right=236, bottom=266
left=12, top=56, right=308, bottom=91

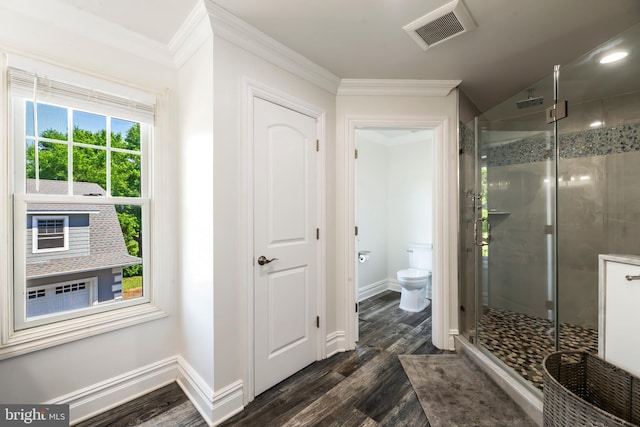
left=396, top=244, right=432, bottom=312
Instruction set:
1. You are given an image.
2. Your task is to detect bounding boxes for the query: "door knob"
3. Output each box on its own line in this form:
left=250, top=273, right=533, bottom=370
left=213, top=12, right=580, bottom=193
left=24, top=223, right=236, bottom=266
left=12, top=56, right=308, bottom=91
left=257, top=256, right=278, bottom=265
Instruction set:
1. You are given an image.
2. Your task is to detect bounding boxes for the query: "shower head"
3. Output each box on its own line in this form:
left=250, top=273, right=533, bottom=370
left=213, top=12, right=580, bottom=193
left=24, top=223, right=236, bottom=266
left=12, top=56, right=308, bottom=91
left=516, top=89, right=544, bottom=109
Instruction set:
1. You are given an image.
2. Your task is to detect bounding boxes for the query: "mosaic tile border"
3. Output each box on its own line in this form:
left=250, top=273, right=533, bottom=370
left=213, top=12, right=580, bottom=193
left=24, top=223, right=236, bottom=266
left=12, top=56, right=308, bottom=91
left=487, top=123, right=640, bottom=167
left=459, top=121, right=475, bottom=156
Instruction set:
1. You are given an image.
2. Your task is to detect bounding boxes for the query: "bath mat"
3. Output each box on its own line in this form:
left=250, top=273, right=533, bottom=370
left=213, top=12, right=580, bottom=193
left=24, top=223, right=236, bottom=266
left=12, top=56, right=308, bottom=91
left=399, top=354, right=537, bottom=427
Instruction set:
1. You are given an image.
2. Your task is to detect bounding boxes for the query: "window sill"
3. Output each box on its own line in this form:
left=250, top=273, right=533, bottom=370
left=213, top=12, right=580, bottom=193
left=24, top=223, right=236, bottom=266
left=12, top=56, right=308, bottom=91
left=0, top=303, right=166, bottom=360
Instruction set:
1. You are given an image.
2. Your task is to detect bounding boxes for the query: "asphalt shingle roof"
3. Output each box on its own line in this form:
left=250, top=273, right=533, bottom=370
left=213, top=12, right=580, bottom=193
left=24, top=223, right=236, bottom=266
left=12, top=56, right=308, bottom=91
left=26, top=179, right=142, bottom=278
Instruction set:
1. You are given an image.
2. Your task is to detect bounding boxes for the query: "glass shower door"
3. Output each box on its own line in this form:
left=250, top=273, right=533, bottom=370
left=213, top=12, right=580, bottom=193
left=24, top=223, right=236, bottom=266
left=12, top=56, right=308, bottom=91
left=555, top=23, right=640, bottom=354
left=474, top=79, right=557, bottom=390
left=459, top=21, right=640, bottom=394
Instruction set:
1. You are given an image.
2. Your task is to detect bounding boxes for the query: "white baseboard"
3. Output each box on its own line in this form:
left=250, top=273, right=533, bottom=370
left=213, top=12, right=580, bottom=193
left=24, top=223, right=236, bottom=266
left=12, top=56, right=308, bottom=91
left=49, top=356, right=244, bottom=427
left=50, top=357, right=179, bottom=425
left=357, top=279, right=401, bottom=302
left=387, top=279, right=402, bottom=293
left=357, top=280, right=388, bottom=301
left=326, top=331, right=347, bottom=357
left=208, top=380, right=244, bottom=426
left=175, top=356, right=215, bottom=426
left=448, top=329, right=459, bottom=351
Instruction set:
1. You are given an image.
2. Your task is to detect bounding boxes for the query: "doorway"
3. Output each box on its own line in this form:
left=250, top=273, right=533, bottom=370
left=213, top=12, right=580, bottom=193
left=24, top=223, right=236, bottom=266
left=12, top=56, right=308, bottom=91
left=355, top=128, right=435, bottom=314
left=244, top=84, right=327, bottom=402
left=342, top=116, right=456, bottom=350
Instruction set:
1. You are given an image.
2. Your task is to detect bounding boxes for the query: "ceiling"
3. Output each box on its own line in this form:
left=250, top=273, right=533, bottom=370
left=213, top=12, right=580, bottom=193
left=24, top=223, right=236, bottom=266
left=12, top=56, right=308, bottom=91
left=55, top=0, right=640, bottom=112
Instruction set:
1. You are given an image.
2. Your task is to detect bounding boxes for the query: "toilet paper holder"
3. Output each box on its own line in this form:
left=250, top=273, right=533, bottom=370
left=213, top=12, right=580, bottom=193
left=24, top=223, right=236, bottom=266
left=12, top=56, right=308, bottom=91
left=358, top=250, right=371, bottom=263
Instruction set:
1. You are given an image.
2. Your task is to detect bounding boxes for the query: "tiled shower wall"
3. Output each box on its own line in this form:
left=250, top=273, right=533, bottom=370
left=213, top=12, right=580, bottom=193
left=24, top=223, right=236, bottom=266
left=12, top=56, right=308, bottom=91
left=486, top=123, right=640, bottom=328
left=487, top=123, right=640, bottom=167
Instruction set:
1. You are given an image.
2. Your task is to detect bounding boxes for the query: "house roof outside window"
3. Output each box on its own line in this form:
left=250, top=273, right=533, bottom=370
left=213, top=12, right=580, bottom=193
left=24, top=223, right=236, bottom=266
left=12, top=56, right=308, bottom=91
left=26, top=179, right=142, bottom=279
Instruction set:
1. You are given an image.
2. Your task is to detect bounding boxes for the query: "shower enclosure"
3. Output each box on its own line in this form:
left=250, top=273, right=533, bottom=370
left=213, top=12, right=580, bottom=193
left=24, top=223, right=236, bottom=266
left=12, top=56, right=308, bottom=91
left=459, top=22, right=640, bottom=392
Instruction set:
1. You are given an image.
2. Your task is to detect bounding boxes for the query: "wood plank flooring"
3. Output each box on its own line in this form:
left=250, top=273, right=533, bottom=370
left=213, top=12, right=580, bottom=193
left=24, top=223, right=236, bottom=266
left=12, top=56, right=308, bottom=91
left=75, top=381, right=201, bottom=427
left=77, top=291, right=442, bottom=426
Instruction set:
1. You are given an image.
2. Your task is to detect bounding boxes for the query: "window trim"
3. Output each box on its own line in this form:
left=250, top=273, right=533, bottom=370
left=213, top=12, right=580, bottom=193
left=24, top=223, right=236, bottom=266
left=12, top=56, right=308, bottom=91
left=0, top=55, right=166, bottom=360
left=1, top=301, right=165, bottom=360
left=31, top=215, right=69, bottom=253
left=3, top=181, right=163, bottom=361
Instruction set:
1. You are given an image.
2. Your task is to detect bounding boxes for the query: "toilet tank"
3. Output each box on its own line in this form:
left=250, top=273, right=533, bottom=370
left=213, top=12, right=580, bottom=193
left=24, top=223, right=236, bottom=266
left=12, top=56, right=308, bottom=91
left=408, top=244, right=432, bottom=271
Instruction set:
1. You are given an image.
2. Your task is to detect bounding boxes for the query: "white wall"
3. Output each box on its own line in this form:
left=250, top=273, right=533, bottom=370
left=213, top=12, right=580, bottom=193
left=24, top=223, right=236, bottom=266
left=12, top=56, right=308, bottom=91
left=177, top=34, right=215, bottom=396
left=356, top=136, right=388, bottom=290
left=387, top=139, right=433, bottom=276
left=0, top=3, right=180, bottom=423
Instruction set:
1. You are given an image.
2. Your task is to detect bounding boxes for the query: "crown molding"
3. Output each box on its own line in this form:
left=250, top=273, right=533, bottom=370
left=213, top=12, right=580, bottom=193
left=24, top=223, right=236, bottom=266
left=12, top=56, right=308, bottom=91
left=338, top=79, right=461, bottom=97
left=0, top=0, right=174, bottom=68
left=168, top=1, right=212, bottom=68
left=203, top=1, right=341, bottom=94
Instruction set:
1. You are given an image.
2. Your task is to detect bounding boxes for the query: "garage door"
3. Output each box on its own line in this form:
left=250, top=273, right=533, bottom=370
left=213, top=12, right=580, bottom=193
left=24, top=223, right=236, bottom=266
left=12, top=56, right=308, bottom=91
left=27, top=279, right=92, bottom=318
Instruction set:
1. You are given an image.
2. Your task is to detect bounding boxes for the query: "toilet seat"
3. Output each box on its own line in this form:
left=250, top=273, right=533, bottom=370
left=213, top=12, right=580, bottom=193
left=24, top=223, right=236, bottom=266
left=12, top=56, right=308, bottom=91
left=397, top=268, right=430, bottom=283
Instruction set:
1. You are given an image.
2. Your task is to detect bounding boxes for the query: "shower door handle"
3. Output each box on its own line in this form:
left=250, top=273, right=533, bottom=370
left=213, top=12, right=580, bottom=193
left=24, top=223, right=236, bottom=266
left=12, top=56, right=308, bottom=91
left=474, top=218, right=491, bottom=247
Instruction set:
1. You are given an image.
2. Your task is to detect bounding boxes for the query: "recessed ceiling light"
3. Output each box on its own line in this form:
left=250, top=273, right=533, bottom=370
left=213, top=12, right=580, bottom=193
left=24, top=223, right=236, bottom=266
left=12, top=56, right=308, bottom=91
left=590, top=120, right=603, bottom=127
left=600, top=51, right=628, bottom=64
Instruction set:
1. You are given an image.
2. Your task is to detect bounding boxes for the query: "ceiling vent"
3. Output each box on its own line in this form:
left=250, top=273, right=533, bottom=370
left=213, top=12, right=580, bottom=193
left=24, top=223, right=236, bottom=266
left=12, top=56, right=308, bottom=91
left=403, top=0, right=476, bottom=50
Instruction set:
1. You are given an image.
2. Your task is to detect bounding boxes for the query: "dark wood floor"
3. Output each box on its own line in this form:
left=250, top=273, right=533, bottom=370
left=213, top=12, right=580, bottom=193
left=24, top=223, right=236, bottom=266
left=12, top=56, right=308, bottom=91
left=75, top=381, right=202, bottom=427
left=77, top=291, right=442, bottom=426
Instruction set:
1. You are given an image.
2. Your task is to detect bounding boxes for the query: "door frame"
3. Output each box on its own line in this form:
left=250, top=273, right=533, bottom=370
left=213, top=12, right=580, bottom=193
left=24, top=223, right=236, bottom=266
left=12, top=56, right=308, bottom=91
left=242, top=79, right=327, bottom=403
left=343, top=115, right=457, bottom=351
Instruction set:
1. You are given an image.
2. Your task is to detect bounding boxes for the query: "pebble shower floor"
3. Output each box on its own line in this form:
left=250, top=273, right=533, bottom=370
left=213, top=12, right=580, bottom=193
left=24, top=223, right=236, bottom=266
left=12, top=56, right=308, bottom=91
left=475, top=308, right=598, bottom=389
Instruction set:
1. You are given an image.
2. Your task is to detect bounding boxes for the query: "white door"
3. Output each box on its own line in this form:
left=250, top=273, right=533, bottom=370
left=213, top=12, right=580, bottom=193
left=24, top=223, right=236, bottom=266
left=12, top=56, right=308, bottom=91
left=253, top=97, right=319, bottom=395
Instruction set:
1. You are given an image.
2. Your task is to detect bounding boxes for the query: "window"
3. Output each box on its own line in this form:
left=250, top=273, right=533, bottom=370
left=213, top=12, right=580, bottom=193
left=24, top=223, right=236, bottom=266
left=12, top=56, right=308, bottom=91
left=55, top=282, right=87, bottom=294
left=27, top=289, right=45, bottom=299
left=4, top=59, right=161, bottom=345
left=32, top=216, right=68, bottom=252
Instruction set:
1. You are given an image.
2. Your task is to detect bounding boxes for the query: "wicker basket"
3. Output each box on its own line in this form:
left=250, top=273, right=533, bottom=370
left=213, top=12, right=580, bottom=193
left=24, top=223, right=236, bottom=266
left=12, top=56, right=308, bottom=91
left=543, top=351, right=640, bottom=427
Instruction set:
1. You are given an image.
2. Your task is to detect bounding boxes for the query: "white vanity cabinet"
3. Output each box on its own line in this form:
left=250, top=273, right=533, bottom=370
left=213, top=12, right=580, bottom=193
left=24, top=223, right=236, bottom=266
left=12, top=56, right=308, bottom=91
left=599, top=254, right=640, bottom=378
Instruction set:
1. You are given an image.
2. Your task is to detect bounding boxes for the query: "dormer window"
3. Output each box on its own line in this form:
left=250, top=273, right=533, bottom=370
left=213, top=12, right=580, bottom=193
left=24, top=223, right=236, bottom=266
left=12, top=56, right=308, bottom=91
left=32, top=216, right=68, bottom=252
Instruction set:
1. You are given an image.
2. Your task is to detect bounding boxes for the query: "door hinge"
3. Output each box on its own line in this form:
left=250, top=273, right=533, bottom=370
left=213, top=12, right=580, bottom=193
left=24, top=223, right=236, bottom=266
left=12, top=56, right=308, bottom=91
left=316, top=228, right=320, bottom=240
left=316, top=139, right=319, bottom=152
left=316, top=316, right=320, bottom=328
left=355, top=226, right=358, bottom=236
left=355, top=149, right=358, bottom=159
left=546, top=100, right=568, bottom=124
left=355, top=303, right=358, bottom=313
left=544, top=225, right=554, bottom=235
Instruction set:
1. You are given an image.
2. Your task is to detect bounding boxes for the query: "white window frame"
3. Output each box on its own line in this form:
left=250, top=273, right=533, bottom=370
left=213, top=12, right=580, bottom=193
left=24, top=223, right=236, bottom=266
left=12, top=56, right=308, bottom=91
left=31, top=215, right=69, bottom=253
left=0, top=55, right=166, bottom=360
